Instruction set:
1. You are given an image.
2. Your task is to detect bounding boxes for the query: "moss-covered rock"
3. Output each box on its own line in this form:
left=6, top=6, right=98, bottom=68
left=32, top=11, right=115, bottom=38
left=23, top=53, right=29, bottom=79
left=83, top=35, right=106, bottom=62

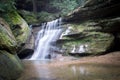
left=0, top=50, right=23, bottom=80
left=62, top=33, right=114, bottom=55
left=3, top=11, right=31, bottom=48
left=0, top=18, right=17, bottom=54
left=62, top=21, right=102, bottom=39
left=60, top=22, right=114, bottom=55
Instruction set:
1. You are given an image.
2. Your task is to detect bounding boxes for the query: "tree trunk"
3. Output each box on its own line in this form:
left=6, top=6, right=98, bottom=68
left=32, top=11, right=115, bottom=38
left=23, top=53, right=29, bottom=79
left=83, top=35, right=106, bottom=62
left=32, top=0, right=37, bottom=14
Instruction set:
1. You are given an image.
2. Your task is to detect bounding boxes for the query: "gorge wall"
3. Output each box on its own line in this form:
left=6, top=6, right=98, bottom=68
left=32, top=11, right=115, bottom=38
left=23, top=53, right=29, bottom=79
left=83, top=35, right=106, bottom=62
left=0, top=0, right=32, bottom=80
left=60, top=0, right=120, bottom=56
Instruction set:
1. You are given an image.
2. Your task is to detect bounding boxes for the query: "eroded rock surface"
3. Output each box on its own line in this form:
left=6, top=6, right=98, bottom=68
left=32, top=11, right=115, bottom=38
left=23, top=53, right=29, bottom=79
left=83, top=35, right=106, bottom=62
left=60, top=21, right=114, bottom=55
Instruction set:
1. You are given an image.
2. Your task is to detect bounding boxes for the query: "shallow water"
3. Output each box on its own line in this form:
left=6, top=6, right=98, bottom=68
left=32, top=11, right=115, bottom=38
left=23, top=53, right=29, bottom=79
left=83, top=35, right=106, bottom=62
left=18, top=60, right=120, bottom=80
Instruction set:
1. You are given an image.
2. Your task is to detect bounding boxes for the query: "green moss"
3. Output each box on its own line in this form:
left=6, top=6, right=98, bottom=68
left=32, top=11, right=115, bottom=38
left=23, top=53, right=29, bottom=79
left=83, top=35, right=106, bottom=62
left=2, top=11, right=30, bottom=46
left=69, top=21, right=101, bottom=33
left=0, top=24, right=17, bottom=54
left=62, top=28, right=114, bottom=55
left=2, top=11, right=21, bottom=27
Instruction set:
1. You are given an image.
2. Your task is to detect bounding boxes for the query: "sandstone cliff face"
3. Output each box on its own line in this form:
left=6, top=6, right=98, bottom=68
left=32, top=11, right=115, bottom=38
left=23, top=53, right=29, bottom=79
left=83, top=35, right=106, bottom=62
left=0, top=0, right=34, bottom=79
left=64, top=0, right=120, bottom=22
left=60, top=21, right=114, bottom=55
left=61, top=0, right=120, bottom=56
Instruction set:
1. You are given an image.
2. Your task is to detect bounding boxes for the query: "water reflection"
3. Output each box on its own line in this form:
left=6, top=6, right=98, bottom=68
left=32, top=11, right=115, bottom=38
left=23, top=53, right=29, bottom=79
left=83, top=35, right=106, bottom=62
left=71, top=66, right=76, bottom=75
left=79, top=66, right=86, bottom=75
left=70, top=64, right=120, bottom=80
left=18, top=60, right=120, bottom=80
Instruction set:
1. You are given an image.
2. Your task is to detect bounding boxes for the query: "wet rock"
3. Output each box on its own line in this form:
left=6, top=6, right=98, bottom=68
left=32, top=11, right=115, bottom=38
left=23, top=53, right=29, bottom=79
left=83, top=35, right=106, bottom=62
left=18, top=34, right=34, bottom=59
left=0, top=50, right=23, bottom=80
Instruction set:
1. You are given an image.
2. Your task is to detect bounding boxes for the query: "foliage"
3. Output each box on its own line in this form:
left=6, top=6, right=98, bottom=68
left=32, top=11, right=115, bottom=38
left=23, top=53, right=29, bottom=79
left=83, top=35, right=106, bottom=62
left=76, top=0, right=86, bottom=6
left=34, top=0, right=80, bottom=22
left=37, top=11, right=57, bottom=22
left=19, top=10, right=38, bottom=24
left=0, top=0, right=16, bottom=13
left=50, top=0, right=78, bottom=16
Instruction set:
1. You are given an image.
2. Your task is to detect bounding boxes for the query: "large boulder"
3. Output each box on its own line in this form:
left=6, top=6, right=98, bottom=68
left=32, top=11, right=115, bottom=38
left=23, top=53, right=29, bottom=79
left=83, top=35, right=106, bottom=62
left=60, top=21, right=114, bottom=55
left=0, top=18, right=17, bottom=54
left=0, top=50, right=23, bottom=80
left=61, top=0, right=120, bottom=55
left=2, top=11, right=31, bottom=53
left=0, top=11, right=33, bottom=58
left=3, top=11, right=31, bottom=48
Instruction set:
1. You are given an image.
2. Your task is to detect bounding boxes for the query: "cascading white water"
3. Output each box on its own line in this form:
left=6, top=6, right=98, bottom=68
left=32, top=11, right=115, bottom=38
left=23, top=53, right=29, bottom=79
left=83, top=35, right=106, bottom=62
left=30, top=18, right=63, bottom=60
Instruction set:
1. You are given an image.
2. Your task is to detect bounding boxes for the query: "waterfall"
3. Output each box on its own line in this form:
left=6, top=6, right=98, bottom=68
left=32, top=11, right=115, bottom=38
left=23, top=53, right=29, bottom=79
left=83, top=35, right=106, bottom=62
left=71, top=45, right=76, bottom=53
left=30, top=18, right=63, bottom=60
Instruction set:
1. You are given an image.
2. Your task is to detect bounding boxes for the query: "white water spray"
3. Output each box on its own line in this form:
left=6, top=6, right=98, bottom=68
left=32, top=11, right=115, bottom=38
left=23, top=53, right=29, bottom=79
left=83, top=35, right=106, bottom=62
left=30, top=18, right=63, bottom=60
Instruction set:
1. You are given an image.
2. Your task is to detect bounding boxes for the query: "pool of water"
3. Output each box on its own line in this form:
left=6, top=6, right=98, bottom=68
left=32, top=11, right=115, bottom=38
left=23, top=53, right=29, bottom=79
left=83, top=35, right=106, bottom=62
left=18, top=60, right=120, bottom=80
